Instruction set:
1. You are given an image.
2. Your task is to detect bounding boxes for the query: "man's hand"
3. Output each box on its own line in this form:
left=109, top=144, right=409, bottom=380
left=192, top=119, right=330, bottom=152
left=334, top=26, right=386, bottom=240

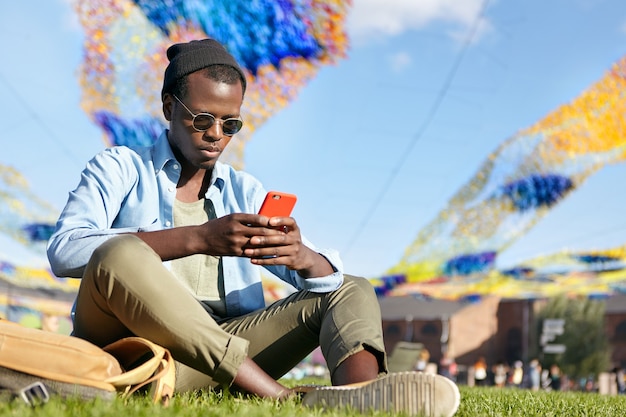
left=196, top=213, right=283, bottom=257
left=243, top=215, right=309, bottom=266
left=200, top=214, right=333, bottom=278
left=138, top=213, right=335, bottom=278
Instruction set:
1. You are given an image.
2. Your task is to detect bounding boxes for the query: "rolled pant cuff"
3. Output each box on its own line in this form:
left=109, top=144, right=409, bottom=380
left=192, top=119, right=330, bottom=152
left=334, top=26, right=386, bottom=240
left=212, top=335, right=249, bottom=386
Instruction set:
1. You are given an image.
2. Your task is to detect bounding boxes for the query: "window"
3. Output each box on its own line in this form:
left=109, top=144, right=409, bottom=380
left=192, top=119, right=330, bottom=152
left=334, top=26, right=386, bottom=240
left=614, top=320, right=626, bottom=341
left=385, top=324, right=401, bottom=336
left=421, top=323, right=438, bottom=336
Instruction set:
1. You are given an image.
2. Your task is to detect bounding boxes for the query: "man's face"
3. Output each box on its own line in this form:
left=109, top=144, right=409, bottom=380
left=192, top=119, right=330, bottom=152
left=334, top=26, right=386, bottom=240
left=164, top=71, right=244, bottom=171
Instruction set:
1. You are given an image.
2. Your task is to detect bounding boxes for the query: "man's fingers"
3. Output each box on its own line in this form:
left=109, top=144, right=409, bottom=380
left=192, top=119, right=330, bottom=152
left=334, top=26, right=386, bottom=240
left=249, top=233, right=289, bottom=246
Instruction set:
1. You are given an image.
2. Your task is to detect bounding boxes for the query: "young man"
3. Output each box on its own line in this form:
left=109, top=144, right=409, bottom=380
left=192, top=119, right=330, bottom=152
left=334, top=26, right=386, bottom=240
left=47, top=39, right=459, bottom=416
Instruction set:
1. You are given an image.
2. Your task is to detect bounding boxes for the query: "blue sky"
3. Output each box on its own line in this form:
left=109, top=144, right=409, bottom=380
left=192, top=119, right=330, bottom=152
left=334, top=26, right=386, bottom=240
left=1, top=0, right=626, bottom=279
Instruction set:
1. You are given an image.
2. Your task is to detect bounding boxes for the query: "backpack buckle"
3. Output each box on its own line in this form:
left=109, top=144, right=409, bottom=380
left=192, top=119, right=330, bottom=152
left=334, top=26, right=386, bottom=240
left=18, top=382, right=49, bottom=406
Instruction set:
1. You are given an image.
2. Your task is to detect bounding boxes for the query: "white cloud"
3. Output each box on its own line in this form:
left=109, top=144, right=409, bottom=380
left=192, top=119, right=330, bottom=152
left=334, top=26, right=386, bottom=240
left=389, top=51, right=412, bottom=72
left=347, top=0, right=491, bottom=43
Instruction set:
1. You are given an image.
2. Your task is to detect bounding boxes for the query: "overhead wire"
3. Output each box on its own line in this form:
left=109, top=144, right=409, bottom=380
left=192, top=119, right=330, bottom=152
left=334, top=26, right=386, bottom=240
left=341, top=0, right=492, bottom=257
left=0, top=71, right=84, bottom=166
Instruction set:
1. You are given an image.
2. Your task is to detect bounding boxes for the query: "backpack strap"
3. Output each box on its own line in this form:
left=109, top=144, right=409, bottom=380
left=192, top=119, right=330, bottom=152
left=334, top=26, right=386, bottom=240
left=103, top=337, right=176, bottom=406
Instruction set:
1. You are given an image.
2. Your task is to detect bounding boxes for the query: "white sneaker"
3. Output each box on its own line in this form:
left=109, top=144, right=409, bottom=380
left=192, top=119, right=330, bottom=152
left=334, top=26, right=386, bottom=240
left=301, top=371, right=460, bottom=417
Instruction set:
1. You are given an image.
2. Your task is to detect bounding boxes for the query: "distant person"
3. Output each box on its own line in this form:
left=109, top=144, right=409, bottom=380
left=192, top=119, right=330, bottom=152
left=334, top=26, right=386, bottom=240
left=613, top=366, right=625, bottom=394
left=439, top=352, right=458, bottom=382
left=473, top=356, right=488, bottom=386
left=548, top=364, right=562, bottom=391
left=46, top=38, right=459, bottom=416
left=492, top=360, right=509, bottom=388
left=415, top=348, right=430, bottom=372
left=510, top=360, right=524, bottom=388
left=584, top=376, right=595, bottom=392
left=528, top=359, right=541, bottom=391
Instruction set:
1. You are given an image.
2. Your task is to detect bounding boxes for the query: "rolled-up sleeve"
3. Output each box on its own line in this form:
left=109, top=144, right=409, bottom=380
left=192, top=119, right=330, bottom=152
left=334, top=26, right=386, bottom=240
left=291, top=247, right=344, bottom=292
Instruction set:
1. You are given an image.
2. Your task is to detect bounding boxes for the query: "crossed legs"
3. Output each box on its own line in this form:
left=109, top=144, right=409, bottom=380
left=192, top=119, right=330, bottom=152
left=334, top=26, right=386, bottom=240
left=72, top=235, right=387, bottom=398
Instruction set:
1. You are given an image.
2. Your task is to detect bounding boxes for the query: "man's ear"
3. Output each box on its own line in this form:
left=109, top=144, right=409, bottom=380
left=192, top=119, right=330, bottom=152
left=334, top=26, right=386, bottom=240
left=163, top=94, right=173, bottom=122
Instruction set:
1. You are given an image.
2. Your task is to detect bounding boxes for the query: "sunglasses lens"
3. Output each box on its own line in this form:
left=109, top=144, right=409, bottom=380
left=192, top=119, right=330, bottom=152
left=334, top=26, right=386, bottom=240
left=222, top=119, right=243, bottom=136
left=193, top=114, right=215, bottom=131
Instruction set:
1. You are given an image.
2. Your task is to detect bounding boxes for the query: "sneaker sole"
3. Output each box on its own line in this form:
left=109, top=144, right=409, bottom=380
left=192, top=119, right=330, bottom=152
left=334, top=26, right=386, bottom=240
left=301, top=371, right=460, bottom=417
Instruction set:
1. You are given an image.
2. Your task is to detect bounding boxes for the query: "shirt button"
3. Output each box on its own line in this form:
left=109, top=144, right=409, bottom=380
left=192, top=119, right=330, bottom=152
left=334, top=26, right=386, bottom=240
left=168, top=187, right=174, bottom=192
left=165, top=221, right=171, bottom=227
left=173, top=164, right=179, bottom=170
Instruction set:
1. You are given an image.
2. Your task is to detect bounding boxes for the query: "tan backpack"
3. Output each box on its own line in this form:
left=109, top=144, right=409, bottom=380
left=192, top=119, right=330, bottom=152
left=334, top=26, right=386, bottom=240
left=0, top=320, right=175, bottom=406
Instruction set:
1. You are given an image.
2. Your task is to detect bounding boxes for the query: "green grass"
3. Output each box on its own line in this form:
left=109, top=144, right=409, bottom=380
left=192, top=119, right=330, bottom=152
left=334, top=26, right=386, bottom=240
left=456, top=386, right=626, bottom=416
left=1, top=383, right=625, bottom=417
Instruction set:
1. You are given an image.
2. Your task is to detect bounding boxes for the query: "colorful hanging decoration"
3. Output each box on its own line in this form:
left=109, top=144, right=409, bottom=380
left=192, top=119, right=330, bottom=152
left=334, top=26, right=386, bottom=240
left=0, top=164, right=59, bottom=247
left=0, top=259, right=78, bottom=322
left=0, top=0, right=352, bottom=326
left=3, top=2, right=626, bottom=323
left=374, top=55, right=626, bottom=300
left=373, top=245, right=626, bottom=301
left=0, top=165, right=79, bottom=324
left=74, top=0, right=352, bottom=168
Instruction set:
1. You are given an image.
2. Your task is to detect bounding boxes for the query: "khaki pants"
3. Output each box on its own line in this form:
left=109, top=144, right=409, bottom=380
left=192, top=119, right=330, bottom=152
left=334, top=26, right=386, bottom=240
left=72, top=235, right=387, bottom=392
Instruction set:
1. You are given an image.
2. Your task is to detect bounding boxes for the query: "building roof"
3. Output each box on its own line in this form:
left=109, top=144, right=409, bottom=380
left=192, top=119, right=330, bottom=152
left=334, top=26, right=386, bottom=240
left=605, top=294, right=626, bottom=313
left=377, top=296, right=466, bottom=320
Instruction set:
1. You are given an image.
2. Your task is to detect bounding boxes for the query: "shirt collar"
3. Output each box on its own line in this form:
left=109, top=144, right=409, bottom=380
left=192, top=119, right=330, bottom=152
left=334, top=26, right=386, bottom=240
left=155, top=130, right=226, bottom=192
left=153, top=130, right=177, bottom=172
left=209, top=161, right=226, bottom=192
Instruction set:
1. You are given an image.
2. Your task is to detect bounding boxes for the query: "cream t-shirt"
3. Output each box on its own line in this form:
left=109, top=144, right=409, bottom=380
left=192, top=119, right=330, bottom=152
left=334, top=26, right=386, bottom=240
left=171, top=198, right=226, bottom=317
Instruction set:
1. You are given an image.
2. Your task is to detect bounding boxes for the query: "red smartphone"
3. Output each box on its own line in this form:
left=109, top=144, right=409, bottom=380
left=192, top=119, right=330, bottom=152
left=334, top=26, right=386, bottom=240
left=258, top=191, right=297, bottom=217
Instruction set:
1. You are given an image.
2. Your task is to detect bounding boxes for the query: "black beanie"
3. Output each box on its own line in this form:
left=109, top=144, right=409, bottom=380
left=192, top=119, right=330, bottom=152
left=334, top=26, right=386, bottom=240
left=161, top=39, right=247, bottom=98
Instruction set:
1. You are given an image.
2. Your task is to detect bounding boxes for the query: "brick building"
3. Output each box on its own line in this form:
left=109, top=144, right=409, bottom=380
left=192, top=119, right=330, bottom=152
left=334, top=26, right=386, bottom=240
left=378, top=294, right=626, bottom=373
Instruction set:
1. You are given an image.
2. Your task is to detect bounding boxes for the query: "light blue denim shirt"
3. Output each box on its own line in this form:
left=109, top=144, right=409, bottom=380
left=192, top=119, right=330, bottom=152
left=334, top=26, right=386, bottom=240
left=47, top=131, right=343, bottom=317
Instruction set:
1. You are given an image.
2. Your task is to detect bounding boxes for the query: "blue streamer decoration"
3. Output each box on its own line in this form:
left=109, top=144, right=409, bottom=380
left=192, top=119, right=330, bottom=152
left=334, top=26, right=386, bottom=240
left=501, top=267, right=534, bottom=279
left=374, top=274, right=407, bottom=296
left=132, top=0, right=322, bottom=74
left=443, top=251, right=497, bottom=276
left=574, top=254, right=620, bottom=264
left=500, top=174, right=573, bottom=211
left=22, top=223, right=56, bottom=242
left=0, top=262, right=16, bottom=275
left=94, top=111, right=165, bottom=148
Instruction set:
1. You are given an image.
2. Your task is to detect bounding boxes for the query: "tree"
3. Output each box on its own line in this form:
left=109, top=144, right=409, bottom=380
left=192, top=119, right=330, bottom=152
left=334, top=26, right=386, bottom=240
left=536, top=295, right=611, bottom=380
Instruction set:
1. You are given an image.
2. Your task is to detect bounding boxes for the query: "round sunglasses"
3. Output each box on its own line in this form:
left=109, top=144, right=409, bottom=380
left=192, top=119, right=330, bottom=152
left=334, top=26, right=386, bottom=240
left=173, top=95, right=243, bottom=136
